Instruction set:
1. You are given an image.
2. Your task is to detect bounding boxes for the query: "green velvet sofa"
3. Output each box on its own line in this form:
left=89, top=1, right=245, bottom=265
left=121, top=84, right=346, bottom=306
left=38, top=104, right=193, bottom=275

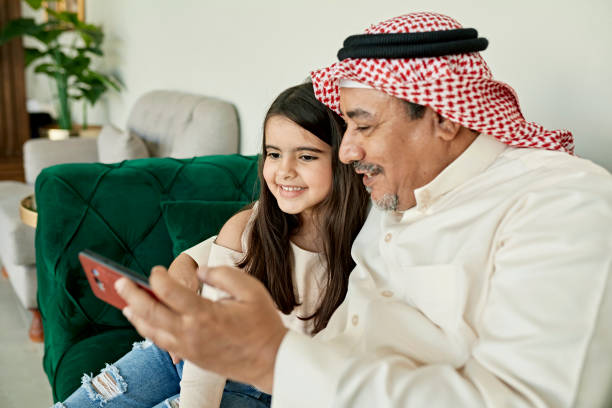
left=35, top=154, right=259, bottom=402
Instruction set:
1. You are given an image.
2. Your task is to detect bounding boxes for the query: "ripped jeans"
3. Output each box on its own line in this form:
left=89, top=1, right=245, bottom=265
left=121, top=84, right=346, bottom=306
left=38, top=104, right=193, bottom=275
left=52, top=340, right=271, bottom=408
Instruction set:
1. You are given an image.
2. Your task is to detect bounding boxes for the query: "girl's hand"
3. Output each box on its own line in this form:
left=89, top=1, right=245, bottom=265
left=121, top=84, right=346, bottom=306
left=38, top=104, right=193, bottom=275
left=165, top=254, right=200, bottom=363
left=167, top=253, right=200, bottom=292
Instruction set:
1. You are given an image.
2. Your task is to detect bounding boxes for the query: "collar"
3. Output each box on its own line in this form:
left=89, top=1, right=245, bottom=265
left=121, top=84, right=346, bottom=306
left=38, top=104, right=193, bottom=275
left=411, top=134, right=508, bottom=212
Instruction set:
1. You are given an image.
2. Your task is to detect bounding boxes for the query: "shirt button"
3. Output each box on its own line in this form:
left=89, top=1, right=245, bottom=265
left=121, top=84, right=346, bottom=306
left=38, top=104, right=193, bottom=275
left=351, top=314, right=359, bottom=326
left=381, top=290, right=393, bottom=298
left=384, top=233, right=392, bottom=242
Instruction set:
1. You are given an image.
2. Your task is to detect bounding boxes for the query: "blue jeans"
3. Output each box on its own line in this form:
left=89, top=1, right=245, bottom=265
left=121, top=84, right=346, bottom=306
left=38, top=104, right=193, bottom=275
left=52, top=340, right=271, bottom=408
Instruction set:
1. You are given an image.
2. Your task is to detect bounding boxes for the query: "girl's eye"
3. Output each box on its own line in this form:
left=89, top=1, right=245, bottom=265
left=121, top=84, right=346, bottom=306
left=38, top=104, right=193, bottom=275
left=356, top=126, right=370, bottom=132
left=300, top=155, right=317, bottom=162
left=266, top=152, right=280, bottom=159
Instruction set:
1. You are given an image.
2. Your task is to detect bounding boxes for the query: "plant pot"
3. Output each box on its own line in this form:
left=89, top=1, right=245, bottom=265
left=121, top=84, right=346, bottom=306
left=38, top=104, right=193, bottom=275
left=39, top=125, right=102, bottom=140
left=78, top=126, right=102, bottom=139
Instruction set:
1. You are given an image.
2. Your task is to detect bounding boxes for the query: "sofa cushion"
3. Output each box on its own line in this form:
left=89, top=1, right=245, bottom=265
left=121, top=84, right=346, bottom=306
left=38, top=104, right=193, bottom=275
left=126, top=91, right=239, bottom=158
left=169, top=98, right=239, bottom=159
left=161, top=200, right=249, bottom=258
left=97, top=124, right=150, bottom=163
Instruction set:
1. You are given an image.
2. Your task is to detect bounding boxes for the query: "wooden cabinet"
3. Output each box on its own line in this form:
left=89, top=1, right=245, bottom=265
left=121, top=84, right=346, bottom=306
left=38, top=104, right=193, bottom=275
left=0, top=0, right=30, bottom=182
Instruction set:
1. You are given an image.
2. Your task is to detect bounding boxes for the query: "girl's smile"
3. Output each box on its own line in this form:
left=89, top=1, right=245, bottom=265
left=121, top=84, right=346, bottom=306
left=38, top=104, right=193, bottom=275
left=278, top=184, right=308, bottom=198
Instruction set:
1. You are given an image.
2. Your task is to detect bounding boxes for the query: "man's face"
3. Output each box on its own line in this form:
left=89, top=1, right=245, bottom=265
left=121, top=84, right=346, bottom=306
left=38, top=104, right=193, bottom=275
left=338, top=87, right=446, bottom=211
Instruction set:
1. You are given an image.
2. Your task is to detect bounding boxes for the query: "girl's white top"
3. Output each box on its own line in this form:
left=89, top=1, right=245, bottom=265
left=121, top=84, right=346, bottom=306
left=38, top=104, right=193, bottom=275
left=179, top=204, right=327, bottom=407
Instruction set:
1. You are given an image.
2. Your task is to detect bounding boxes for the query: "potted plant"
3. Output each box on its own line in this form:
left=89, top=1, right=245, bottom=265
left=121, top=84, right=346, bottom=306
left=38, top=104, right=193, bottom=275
left=0, top=0, right=121, bottom=136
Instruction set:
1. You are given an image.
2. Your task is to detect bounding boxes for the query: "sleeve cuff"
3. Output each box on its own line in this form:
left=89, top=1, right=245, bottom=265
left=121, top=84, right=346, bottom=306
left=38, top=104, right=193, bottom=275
left=272, top=330, right=347, bottom=408
left=182, top=235, right=216, bottom=266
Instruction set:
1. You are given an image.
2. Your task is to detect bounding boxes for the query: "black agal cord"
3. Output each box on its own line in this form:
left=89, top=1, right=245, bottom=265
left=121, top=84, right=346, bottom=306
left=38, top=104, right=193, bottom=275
left=337, top=28, right=488, bottom=60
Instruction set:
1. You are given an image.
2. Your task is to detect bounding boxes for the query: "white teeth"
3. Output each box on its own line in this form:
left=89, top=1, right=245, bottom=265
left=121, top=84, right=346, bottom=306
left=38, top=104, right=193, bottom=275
left=281, top=186, right=305, bottom=192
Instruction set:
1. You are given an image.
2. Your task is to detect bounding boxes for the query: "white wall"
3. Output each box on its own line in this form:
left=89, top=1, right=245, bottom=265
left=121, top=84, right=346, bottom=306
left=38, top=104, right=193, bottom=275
left=26, top=0, right=612, bottom=171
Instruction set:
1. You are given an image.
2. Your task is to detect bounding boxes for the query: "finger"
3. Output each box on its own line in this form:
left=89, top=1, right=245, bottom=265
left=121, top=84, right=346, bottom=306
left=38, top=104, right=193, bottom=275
left=116, top=277, right=180, bottom=335
left=198, top=265, right=265, bottom=302
left=170, top=352, right=182, bottom=364
left=149, top=266, right=214, bottom=313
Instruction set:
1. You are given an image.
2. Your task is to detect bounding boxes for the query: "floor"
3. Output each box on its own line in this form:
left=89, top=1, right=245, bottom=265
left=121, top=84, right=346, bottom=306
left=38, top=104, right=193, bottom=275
left=0, top=273, right=53, bottom=407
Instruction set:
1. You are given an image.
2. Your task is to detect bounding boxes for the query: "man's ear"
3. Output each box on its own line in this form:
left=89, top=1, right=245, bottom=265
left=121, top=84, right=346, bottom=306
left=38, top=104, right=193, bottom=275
left=433, top=111, right=461, bottom=141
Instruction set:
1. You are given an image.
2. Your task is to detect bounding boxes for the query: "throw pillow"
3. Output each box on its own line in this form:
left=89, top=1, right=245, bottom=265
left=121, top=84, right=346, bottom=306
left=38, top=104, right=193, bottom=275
left=161, top=200, right=249, bottom=257
left=97, top=124, right=150, bottom=163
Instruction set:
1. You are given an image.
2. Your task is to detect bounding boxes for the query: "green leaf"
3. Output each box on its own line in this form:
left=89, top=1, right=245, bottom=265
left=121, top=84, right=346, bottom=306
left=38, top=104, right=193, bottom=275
left=34, top=63, right=59, bottom=75
left=63, top=54, right=91, bottom=76
left=81, top=46, right=103, bottom=56
left=36, top=27, right=64, bottom=45
left=99, top=73, right=122, bottom=92
left=0, top=18, right=41, bottom=45
left=87, top=71, right=121, bottom=91
left=24, top=47, right=47, bottom=66
left=44, top=9, right=69, bottom=23
left=78, top=26, right=104, bottom=47
left=81, top=84, right=106, bottom=105
left=55, top=11, right=80, bottom=26
left=24, top=0, right=44, bottom=10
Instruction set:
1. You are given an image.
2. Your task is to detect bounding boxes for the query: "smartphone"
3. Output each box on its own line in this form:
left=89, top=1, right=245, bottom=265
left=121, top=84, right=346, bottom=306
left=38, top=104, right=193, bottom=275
left=79, top=249, right=155, bottom=310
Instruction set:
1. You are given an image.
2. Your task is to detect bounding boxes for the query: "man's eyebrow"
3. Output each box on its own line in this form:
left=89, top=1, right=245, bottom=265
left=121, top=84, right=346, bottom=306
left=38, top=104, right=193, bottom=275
left=345, top=108, right=374, bottom=120
left=265, top=144, right=324, bottom=153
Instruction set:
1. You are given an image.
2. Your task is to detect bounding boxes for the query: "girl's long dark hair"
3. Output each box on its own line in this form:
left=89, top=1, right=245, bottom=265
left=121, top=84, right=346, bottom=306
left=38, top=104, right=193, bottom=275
left=238, top=82, right=369, bottom=334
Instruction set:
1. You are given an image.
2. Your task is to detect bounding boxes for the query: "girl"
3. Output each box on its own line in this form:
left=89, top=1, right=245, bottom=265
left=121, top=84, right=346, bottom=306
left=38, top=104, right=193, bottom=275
left=53, top=82, right=369, bottom=408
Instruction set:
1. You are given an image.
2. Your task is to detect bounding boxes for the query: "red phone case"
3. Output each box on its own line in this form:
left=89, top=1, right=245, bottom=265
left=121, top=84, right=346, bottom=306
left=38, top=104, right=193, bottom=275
left=79, top=250, right=155, bottom=310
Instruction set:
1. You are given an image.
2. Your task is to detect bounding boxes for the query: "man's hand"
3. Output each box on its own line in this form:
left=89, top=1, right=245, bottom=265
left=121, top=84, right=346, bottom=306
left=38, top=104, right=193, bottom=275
left=115, top=265, right=288, bottom=393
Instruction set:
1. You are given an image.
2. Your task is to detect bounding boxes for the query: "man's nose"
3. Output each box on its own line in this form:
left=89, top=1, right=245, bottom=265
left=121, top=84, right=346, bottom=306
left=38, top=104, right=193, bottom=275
left=339, top=131, right=365, bottom=164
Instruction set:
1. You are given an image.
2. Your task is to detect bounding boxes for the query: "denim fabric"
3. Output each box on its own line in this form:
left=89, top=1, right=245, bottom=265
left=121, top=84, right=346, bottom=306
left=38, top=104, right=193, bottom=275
left=55, top=340, right=181, bottom=407
left=53, top=340, right=271, bottom=408
left=221, top=380, right=272, bottom=408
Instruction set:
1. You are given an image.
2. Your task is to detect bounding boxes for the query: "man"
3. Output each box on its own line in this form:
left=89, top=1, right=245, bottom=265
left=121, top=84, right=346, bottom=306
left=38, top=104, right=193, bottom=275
left=117, top=12, right=612, bottom=407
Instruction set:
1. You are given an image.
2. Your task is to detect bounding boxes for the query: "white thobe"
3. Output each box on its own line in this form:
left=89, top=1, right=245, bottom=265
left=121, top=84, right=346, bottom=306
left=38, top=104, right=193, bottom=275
left=272, top=134, right=612, bottom=407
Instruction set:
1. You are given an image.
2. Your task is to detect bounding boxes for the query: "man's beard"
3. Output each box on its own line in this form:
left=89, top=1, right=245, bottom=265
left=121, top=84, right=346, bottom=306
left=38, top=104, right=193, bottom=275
left=353, top=161, right=398, bottom=212
left=368, top=189, right=399, bottom=212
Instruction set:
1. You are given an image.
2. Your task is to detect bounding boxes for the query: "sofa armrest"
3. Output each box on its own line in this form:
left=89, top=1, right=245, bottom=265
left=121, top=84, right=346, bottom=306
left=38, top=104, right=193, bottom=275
left=23, top=138, right=98, bottom=185
left=34, top=154, right=259, bottom=400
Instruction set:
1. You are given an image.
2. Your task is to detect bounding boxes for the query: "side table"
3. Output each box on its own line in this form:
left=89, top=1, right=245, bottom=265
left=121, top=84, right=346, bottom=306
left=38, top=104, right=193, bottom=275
left=18, top=194, right=43, bottom=342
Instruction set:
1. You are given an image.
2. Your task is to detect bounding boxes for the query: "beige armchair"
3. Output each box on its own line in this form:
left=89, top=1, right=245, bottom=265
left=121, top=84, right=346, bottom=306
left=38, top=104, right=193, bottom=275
left=0, top=90, right=239, bottom=341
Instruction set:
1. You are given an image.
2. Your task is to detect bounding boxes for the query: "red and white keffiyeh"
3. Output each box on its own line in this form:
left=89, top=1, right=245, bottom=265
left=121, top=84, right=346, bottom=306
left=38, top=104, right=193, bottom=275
left=311, top=12, right=574, bottom=154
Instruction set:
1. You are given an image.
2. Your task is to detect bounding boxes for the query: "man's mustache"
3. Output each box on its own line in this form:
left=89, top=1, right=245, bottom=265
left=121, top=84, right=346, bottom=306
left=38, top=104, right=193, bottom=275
left=352, top=161, right=383, bottom=176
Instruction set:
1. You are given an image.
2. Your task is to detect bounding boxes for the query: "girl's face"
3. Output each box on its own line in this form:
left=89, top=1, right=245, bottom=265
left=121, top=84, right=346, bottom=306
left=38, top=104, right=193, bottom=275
left=263, top=116, right=333, bottom=219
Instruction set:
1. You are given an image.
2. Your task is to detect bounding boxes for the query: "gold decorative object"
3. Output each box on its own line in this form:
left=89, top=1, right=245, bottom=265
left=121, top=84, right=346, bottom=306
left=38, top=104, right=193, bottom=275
left=20, top=195, right=38, bottom=228
left=44, top=0, right=85, bottom=21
